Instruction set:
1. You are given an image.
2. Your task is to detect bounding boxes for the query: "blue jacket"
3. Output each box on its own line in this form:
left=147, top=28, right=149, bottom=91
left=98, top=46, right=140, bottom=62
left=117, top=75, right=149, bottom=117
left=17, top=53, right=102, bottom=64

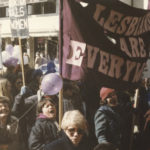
left=94, top=105, right=122, bottom=148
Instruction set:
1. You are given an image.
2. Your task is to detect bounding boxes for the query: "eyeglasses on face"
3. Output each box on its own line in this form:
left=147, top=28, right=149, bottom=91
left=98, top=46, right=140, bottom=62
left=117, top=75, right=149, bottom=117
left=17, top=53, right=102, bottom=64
left=66, top=127, right=84, bottom=135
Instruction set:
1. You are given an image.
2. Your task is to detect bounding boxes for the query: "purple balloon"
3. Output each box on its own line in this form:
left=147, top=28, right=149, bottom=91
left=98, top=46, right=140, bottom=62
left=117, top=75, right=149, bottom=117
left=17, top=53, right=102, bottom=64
left=3, top=57, right=18, bottom=67
left=41, top=73, right=63, bottom=95
left=5, top=44, right=14, bottom=55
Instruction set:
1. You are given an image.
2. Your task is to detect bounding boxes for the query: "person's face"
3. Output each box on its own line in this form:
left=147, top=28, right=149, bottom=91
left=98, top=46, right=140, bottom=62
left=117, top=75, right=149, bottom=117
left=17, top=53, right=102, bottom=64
left=42, top=101, right=56, bottom=119
left=106, top=92, right=118, bottom=106
left=0, top=102, right=10, bottom=118
left=65, top=125, right=84, bottom=146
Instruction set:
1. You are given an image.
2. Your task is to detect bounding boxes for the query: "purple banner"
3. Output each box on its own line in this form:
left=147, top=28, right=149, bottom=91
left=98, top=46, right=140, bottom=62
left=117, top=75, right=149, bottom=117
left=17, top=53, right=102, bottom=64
left=60, top=0, right=150, bottom=90
left=148, top=0, right=150, bottom=9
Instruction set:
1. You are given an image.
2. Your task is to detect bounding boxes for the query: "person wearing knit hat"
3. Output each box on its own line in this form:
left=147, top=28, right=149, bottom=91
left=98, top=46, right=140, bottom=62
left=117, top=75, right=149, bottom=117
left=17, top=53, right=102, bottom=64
left=100, top=87, right=115, bottom=101
left=99, top=87, right=118, bottom=107
left=94, top=87, right=122, bottom=150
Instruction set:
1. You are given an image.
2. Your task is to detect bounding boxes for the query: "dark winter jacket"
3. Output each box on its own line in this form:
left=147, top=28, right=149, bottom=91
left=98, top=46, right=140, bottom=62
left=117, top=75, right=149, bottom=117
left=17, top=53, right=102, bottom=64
left=44, top=131, right=91, bottom=150
left=12, top=94, right=38, bottom=149
left=94, top=105, right=122, bottom=148
left=28, top=114, right=59, bottom=150
left=0, top=116, right=20, bottom=150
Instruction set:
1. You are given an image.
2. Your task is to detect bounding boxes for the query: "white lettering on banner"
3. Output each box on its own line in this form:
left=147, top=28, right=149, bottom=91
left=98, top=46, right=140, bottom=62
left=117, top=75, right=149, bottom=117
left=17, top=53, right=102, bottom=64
left=66, top=40, right=146, bottom=83
left=93, top=4, right=147, bottom=58
left=93, top=4, right=150, bottom=36
left=119, top=37, right=146, bottom=57
left=86, top=43, right=146, bottom=83
left=66, top=40, right=86, bottom=67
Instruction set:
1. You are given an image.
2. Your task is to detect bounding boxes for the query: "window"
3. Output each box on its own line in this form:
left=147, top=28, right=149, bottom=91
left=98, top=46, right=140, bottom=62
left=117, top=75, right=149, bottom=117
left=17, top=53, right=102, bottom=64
left=27, top=0, right=56, bottom=15
left=32, top=3, right=42, bottom=15
left=44, top=1, right=56, bottom=14
left=0, top=7, right=6, bottom=18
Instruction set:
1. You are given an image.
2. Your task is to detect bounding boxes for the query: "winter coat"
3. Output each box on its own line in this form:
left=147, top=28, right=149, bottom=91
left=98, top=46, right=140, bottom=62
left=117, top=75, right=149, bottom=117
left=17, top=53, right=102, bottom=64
left=0, top=116, right=20, bottom=150
left=12, top=94, right=38, bottom=150
left=28, top=114, right=59, bottom=150
left=44, top=131, right=91, bottom=150
left=94, top=105, right=122, bottom=148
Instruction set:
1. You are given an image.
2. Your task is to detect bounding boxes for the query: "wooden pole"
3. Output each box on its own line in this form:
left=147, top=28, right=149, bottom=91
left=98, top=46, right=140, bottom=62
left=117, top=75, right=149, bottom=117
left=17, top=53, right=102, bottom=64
left=18, top=38, right=26, bottom=86
left=58, top=0, right=63, bottom=130
left=59, top=88, right=63, bottom=129
left=129, top=88, right=139, bottom=150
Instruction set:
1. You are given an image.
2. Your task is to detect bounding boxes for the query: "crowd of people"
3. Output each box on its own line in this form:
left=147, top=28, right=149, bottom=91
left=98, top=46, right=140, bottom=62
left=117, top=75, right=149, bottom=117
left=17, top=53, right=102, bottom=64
left=0, top=47, right=150, bottom=150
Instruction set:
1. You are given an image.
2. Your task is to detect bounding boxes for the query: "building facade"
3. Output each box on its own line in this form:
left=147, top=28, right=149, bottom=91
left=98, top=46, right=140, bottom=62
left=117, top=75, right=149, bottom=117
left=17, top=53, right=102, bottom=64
left=0, top=0, right=59, bottom=67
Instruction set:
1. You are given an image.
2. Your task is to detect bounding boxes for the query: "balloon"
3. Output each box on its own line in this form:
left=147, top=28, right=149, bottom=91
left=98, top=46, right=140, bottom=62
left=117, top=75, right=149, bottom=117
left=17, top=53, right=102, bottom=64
left=5, top=44, right=14, bottom=56
left=3, top=57, right=19, bottom=67
left=41, top=73, right=63, bottom=95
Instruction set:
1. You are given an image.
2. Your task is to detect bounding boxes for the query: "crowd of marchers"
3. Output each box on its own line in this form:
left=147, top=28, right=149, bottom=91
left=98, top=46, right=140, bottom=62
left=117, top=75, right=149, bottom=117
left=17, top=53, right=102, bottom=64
left=0, top=53, right=150, bottom=150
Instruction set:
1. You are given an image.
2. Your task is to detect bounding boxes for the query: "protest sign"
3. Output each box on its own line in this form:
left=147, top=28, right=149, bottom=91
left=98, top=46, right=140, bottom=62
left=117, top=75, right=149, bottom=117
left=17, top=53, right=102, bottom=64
left=9, top=0, right=29, bottom=38
left=60, top=0, right=150, bottom=90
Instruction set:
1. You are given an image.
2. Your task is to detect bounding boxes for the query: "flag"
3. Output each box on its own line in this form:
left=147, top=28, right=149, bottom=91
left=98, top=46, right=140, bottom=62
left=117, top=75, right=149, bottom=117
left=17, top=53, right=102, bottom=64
left=60, top=0, right=150, bottom=90
left=148, top=0, right=150, bottom=9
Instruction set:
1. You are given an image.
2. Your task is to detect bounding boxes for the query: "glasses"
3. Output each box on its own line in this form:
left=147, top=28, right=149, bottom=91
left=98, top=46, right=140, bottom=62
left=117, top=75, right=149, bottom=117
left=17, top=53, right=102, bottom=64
left=67, top=128, right=84, bottom=135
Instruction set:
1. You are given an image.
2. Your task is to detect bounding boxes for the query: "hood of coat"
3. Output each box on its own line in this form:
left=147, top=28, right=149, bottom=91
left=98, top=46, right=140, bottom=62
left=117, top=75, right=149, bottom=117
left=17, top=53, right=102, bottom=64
left=37, top=113, right=49, bottom=119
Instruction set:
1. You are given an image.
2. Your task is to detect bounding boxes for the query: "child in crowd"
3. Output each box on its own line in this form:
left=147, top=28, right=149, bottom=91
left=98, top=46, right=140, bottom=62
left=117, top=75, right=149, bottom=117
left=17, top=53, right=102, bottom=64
left=28, top=96, right=59, bottom=150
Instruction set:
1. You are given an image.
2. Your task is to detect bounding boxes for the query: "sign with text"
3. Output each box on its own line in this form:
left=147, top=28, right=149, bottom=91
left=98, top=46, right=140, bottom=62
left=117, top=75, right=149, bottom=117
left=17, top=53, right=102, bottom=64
left=9, top=0, right=29, bottom=38
left=0, top=0, right=48, bottom=7
left=60, top=0, right=150, bottom=90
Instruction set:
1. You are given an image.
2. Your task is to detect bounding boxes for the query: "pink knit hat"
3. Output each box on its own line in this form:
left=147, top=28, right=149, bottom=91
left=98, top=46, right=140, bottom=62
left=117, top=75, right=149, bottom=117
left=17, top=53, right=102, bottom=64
left=100, top=87, right=115, bottom=101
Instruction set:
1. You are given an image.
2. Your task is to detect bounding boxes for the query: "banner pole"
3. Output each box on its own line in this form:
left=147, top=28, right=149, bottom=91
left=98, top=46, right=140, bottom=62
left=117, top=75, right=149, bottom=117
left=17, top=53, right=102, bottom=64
left=129, top=88, right=139, bottom=150
left=18, top=38, right=26, bottom=86
left=59, top=88, right=63, bottom=129
left=58, top=0, right=64, bottom=129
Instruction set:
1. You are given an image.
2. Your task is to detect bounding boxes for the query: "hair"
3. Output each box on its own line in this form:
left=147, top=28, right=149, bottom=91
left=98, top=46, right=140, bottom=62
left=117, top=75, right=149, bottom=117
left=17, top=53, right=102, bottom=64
left=37, top=96, right=56, bottom=114
left=61, top=110, right=88, bottom=135
left=93, top=143, right=117, bottom=150
left=0, top=96, right=11, bottom=107
left=0, top=78, right=12, bottom=103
